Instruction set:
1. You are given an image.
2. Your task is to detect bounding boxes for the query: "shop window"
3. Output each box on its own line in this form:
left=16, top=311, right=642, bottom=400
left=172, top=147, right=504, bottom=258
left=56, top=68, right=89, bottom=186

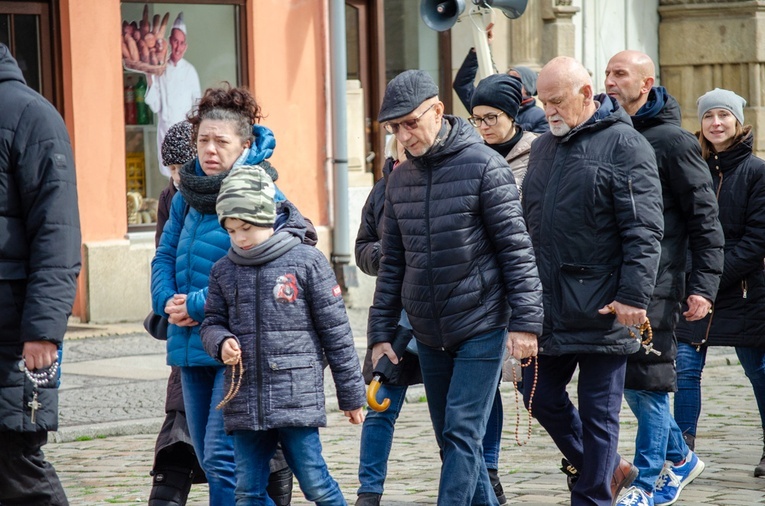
left=0, top=1, right=56, bottom=105
left=120, top=1, right=245, bottom=231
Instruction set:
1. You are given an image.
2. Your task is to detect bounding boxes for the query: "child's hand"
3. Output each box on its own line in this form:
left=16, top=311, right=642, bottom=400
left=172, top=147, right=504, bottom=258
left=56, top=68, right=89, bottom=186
left=221, top=338, right=241, bottom=365
left=344, top=408, right=365, bottom=425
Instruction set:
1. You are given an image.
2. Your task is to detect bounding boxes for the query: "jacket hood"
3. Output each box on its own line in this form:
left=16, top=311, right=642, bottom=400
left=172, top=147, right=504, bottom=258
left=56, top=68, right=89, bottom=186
left=275, top=199, right=317, bottom=246
left=0, top=44, right=25, bottom=85
left=410, top=115, right=483, bottom=167
left=632, top=87, right=682, bottom=129
left=557, top=94, right=631, bottom=143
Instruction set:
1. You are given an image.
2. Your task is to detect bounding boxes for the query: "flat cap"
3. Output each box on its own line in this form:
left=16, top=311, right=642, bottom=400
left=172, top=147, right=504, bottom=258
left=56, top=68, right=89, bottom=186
left=378, top=70, right=439, bottom=122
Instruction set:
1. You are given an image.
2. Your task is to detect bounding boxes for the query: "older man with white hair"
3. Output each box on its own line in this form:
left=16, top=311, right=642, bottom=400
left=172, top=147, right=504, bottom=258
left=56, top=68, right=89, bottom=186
left=522, top=56, right=664, bottom=506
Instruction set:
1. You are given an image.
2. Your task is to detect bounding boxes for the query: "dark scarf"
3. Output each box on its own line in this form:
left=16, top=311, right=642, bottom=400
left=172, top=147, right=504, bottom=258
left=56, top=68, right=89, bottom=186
left=228, top=231, right=301, bottom=266
left=487, top=126, right=523, bottom=158
left=178, top=161, right=229, bottom=214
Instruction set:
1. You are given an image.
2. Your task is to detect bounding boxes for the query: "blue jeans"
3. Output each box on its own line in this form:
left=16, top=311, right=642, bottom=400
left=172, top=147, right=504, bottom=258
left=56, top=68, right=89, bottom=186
left=181, top=366, right=237, bottom=505
left=356, top=383, right=504, bottom=495
left=676, top=343, right=765, bottom=436
left=736, top=347, right=765, bottom=428
left=674, top=342, right=706, bottom=438
left=357, top=383, right=408, bottom=495
left=232, top=427, right=346, bottom=506
left=624, top=389, right=688, bottom=491
left=524, top=353, right=627, bottom=506
left=418, top=328, right=505, bottom=506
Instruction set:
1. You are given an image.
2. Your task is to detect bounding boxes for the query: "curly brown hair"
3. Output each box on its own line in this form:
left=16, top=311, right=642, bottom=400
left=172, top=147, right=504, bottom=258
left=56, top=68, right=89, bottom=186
left=187, top=82, right=262, bottom=144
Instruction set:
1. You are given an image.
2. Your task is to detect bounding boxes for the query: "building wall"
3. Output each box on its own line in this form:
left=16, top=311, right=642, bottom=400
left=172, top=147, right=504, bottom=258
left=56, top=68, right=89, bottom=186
left=61, top=0, right=329, bottom=323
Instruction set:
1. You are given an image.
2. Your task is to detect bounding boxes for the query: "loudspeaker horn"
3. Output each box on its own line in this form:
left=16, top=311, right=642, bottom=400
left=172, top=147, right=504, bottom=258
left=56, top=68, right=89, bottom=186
left=420, top=0, right=466, bottom=32
left=477, top=0, right=528, bottom=19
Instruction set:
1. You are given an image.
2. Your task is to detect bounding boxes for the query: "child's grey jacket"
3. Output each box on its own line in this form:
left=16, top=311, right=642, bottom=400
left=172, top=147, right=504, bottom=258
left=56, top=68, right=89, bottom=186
left=201, top=239, right=365, bottom=433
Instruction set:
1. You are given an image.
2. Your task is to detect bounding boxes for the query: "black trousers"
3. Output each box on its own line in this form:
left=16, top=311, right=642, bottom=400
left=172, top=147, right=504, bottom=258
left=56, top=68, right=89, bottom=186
left=523, top=353, right=627, bottom=506
left=0, top=430, right=68, bottom=506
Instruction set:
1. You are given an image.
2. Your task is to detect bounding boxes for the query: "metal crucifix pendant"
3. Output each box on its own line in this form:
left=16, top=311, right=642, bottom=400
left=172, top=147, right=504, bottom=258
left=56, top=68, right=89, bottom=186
left=642, top=342, right=662, bottom=356
left=28, top=390, right=42, bottom=424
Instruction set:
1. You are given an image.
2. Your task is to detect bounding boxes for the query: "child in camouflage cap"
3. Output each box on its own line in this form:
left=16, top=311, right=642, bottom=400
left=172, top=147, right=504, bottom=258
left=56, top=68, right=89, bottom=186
left=201, top=164, right=366, bottom=504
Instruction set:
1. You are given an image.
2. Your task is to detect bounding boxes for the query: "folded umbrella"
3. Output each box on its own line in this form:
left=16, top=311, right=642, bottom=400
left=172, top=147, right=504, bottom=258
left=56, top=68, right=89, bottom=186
left=366, top=325, right=414, bottom=412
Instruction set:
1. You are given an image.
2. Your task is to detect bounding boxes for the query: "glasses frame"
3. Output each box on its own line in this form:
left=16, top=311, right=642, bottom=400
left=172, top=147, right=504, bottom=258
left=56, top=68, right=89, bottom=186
left=469, top=111, right=505, bottom=128
left=384, top=103, right=437, bottom=134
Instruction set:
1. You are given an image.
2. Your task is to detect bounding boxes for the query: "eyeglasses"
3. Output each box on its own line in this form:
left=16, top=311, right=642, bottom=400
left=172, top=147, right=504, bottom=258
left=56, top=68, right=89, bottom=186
left=384, top=103, right=437, bottom=134
left=469, top=111, right=505, bottom=127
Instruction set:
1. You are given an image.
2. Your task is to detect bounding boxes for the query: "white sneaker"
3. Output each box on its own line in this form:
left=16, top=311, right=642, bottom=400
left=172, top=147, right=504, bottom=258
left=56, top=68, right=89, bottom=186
left=616, top=486, right=654, bottom=506
left=653, top=451, right=705, bottom=506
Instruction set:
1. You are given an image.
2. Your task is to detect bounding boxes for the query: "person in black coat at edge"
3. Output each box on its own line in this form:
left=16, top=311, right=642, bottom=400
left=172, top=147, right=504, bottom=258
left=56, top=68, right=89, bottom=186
left=522, top=56, right=664, bottom=506
left=452, top=24, right=548, bottom=134
left=597, top=51, right=724, bottom=506
left=0, top=43, right=81, bottom=505
left=674, top=88, right=765, bottom=480
left=368, top=69, right=543, bottom=506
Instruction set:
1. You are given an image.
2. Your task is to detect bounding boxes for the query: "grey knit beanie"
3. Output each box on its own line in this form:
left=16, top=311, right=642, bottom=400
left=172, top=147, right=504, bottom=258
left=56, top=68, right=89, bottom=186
left=216, top=165, right=276, bottom=227
left=697, top=88, right=746, bottom=125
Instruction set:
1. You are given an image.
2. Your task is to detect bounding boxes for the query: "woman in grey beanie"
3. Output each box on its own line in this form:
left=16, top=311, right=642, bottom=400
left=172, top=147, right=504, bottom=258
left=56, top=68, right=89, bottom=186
left=674, top=87, right=765, bottom=478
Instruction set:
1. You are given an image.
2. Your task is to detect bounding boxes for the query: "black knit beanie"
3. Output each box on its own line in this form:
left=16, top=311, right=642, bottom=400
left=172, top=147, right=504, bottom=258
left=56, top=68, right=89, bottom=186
left=161, top=121, right=197, bottom=166
left=471, top=74, right=523, bottom=120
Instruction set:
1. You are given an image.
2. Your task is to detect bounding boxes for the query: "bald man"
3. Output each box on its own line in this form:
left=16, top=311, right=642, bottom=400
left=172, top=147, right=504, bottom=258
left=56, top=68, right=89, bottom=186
left=601, top=50, right=723, bottom=506
left=522, top=56, right=664, bottom=506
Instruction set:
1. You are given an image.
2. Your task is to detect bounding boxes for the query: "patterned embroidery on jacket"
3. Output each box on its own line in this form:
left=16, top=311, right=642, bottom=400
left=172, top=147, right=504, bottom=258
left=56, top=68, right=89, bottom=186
left=273, top=274, right=298, bottom=303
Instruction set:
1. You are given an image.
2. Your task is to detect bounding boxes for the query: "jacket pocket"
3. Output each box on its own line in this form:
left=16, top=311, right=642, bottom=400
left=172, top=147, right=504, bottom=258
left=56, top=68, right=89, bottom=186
left=266, top=354, right=321, bottom=411
left=0, top=280, right=25, bottom=343
left=557, top=264, right=617, bottom=330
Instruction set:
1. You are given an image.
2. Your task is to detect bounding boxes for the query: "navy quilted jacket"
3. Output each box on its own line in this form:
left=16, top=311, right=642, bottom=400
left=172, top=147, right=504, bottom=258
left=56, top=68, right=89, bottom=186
left=367, top=116, right=543, bottom=350
left=201, top=208, right=365, bottom=431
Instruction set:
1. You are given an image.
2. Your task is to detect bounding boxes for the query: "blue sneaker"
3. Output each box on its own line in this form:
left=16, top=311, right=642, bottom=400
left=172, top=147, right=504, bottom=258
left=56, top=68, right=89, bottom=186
left=616, top=486, right=654, bottom=506
left=653, top=451, right=705, bottom=506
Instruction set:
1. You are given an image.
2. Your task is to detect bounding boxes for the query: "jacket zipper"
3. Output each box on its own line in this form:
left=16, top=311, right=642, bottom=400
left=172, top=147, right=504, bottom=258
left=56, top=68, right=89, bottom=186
left=742, top=279, right=748, bottom=299
left=256, top=270, right=264, bottom=428
left=628, top=177, right=637, bottom=220
left=424, top=166, right=442, bottom=347
left=184, top=210, right=201, bottom=366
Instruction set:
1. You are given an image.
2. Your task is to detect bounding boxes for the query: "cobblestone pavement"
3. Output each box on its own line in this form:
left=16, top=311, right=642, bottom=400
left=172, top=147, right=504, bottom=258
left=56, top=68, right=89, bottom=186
left=43, top=309, right=765, bottom=504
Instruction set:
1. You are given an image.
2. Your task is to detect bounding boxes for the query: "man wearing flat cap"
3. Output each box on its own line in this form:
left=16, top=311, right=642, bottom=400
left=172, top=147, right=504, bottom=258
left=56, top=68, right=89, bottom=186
left=367, top=69, right=543, bottom=505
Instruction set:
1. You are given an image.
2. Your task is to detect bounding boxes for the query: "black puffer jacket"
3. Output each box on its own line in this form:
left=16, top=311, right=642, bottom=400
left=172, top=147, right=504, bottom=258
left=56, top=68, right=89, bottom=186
left=676, top=131, right=765, bottom=349
left=625, top=89, right=724, bottom=391
left=367, top=116, right=543, bottom=349
left=202, top=203, right=365, bottom=432
left=0, top=45, right=81, bottom=432
left=523, top=95, right=663, bottom=356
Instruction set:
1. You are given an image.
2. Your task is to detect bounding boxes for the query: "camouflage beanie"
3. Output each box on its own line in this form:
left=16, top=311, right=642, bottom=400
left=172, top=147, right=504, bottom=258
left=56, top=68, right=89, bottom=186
left=216, top=165, right=276, bottom=227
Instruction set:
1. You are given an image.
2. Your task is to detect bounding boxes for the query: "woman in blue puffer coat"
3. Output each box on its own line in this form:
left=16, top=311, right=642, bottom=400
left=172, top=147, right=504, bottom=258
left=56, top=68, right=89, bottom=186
left=150, top=84, right=291, bottom=505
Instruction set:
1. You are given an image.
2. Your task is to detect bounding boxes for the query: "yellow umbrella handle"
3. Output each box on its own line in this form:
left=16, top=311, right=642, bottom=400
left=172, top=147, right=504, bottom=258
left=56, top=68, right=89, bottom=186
left=366, top=375, right=390, bottom=412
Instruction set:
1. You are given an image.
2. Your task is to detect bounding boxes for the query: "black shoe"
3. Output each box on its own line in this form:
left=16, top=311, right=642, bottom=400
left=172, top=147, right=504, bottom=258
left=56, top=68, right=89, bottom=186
left=755, top=447, right=765, bottom=478
left=267, top=467, right=293, bottom=506
left=683, top=432, right=696, bottom=452
left=560, top=458, right=579, bottom=492
left=148, top=466, right=194, bottom=506
left=488, top=468, right=507, bottom=505
left=355, top=493, right=381, bottom=506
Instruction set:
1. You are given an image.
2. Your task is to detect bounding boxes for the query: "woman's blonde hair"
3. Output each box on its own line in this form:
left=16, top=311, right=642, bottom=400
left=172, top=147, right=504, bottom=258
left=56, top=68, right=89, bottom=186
left=384, top=134, right=399, bottom=160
